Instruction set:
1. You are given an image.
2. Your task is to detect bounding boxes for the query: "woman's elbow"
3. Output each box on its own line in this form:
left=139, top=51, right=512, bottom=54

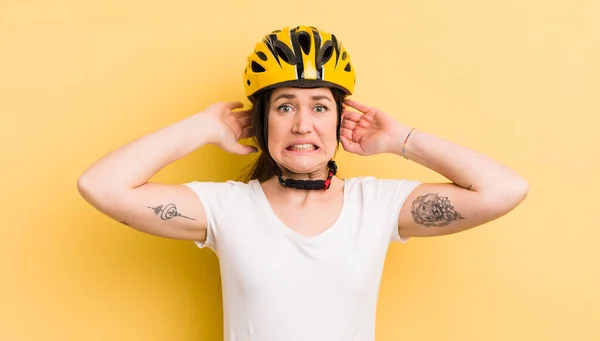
left=482, top=177, right=529, bottom=217
left=77, top=173, right=99, bottom=204
left=511, top=177, right=530, bottom=204
left=77, top=172, right=111, bottom=204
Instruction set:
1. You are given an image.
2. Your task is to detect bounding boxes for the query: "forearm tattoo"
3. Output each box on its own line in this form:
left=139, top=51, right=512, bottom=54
left=147, top=203, right=196, bottom=221
left=411, top=193, right=465, bottom=227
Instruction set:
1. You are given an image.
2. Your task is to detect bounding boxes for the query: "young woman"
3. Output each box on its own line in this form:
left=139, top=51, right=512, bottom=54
left=78, top=25, right=528, bottom=341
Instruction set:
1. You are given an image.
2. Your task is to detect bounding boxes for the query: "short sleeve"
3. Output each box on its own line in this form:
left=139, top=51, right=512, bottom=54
left=375, top=178, right=422, bottom=243
left=182, top=180, right=238, bottom=251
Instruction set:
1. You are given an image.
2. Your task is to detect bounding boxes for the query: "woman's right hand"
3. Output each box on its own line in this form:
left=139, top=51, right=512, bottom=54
left=201, top=101, right=258, bottom=155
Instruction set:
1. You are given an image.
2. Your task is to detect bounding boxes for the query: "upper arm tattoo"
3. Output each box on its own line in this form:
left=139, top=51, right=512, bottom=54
left=147, top=203, right=196, bottom=221
left=410, top=193, right=465, bottom=227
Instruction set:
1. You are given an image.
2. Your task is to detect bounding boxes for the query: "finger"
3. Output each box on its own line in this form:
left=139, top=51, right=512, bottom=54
left=344, top=98, right=374, bottom=113
left=227, top=101, right=244, bottom=110
left=240, top=126, right=254, bottom=140
left=342, top=110, right=363, bottom=122
left=341, top=119, right=357, bottom=130
left=233, top=109, right=252, bottom=118
left=340, top=135, right=363, bottom=155
left=340, top=127, right=354, bottom=140
left=238, top=116, right=252, bottom=128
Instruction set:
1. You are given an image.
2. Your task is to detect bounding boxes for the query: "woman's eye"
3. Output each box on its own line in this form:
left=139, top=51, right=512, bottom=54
left=278, top=105, right=293, bottom=113
left=314, top=105, right=328, bottom=113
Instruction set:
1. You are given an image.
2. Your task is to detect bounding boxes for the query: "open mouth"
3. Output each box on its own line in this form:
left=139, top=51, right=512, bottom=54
left=286, top=143, right=318, bottom=151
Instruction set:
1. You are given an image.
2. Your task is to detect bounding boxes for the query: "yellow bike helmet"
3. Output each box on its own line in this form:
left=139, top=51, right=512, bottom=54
left=243, top=25, right=356, bottom=102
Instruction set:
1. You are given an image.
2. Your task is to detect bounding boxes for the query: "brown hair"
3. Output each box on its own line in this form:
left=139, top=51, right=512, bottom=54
left=240, top=87, right=346, bottom=183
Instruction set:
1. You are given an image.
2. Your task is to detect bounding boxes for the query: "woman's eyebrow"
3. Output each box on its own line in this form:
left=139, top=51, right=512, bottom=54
left=273, top=94, right=333, bottom=102
left=311, top=95, right=332, bottom=102
left=274, top=93, right=296, bottom=101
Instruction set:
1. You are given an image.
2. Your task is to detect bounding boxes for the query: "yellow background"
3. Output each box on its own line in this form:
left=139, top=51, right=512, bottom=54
left=1, top=0, right=598, bottom=340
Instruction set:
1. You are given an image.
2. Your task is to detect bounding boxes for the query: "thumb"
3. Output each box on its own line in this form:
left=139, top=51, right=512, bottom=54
left=232, top=142, right=258, bottom=155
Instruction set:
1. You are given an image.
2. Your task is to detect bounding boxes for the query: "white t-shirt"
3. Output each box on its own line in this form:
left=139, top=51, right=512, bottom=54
left=184, top=176, right=421, bottom=341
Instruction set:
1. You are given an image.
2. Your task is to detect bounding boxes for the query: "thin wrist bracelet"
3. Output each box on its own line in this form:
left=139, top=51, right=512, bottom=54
left=401, top=128, right=416, bottom=159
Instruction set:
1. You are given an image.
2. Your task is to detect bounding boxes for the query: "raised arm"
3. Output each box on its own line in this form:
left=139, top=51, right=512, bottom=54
left=77, top=102, right=256, bottom=241
left=394, top=128, right=528, bottom=237
left=340, top=98, right=529, bottom=238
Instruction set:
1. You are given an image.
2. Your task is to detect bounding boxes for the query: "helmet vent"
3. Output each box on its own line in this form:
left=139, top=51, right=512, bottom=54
left=273, top=41, right=296, bottom=65
left=341, top=51, right=347, bottom=60
left=298, top=31, right=311, bottom=54
left=256, top=51, right=268, bottom=61
left=251, top=61, right=266, bottom=73
left=344, top=63, right=352, bottom=72
left=318, top=41, right=334, bottom=66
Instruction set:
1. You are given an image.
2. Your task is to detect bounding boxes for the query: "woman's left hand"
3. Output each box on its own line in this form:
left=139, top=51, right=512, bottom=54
left=340, top=98, right=407, bottom=156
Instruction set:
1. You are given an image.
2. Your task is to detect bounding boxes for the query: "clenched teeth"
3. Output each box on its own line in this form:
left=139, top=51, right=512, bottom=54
left=288, top=144, right=317, bottom=151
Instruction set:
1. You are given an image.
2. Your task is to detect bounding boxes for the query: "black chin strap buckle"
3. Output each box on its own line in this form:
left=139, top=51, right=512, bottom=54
left=328, top=160, right=338, bottom=176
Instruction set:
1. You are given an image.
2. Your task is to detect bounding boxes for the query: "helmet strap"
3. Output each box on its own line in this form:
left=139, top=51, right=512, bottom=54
left=277, top=160, right=338, bottom=191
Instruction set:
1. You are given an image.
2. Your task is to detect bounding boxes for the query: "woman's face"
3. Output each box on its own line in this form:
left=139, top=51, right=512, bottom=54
left=267, top=87, right=339, bottom=178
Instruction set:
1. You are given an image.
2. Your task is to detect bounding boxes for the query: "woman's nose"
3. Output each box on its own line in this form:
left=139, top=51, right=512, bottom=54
left=291, top=109, right=313, bottom=134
